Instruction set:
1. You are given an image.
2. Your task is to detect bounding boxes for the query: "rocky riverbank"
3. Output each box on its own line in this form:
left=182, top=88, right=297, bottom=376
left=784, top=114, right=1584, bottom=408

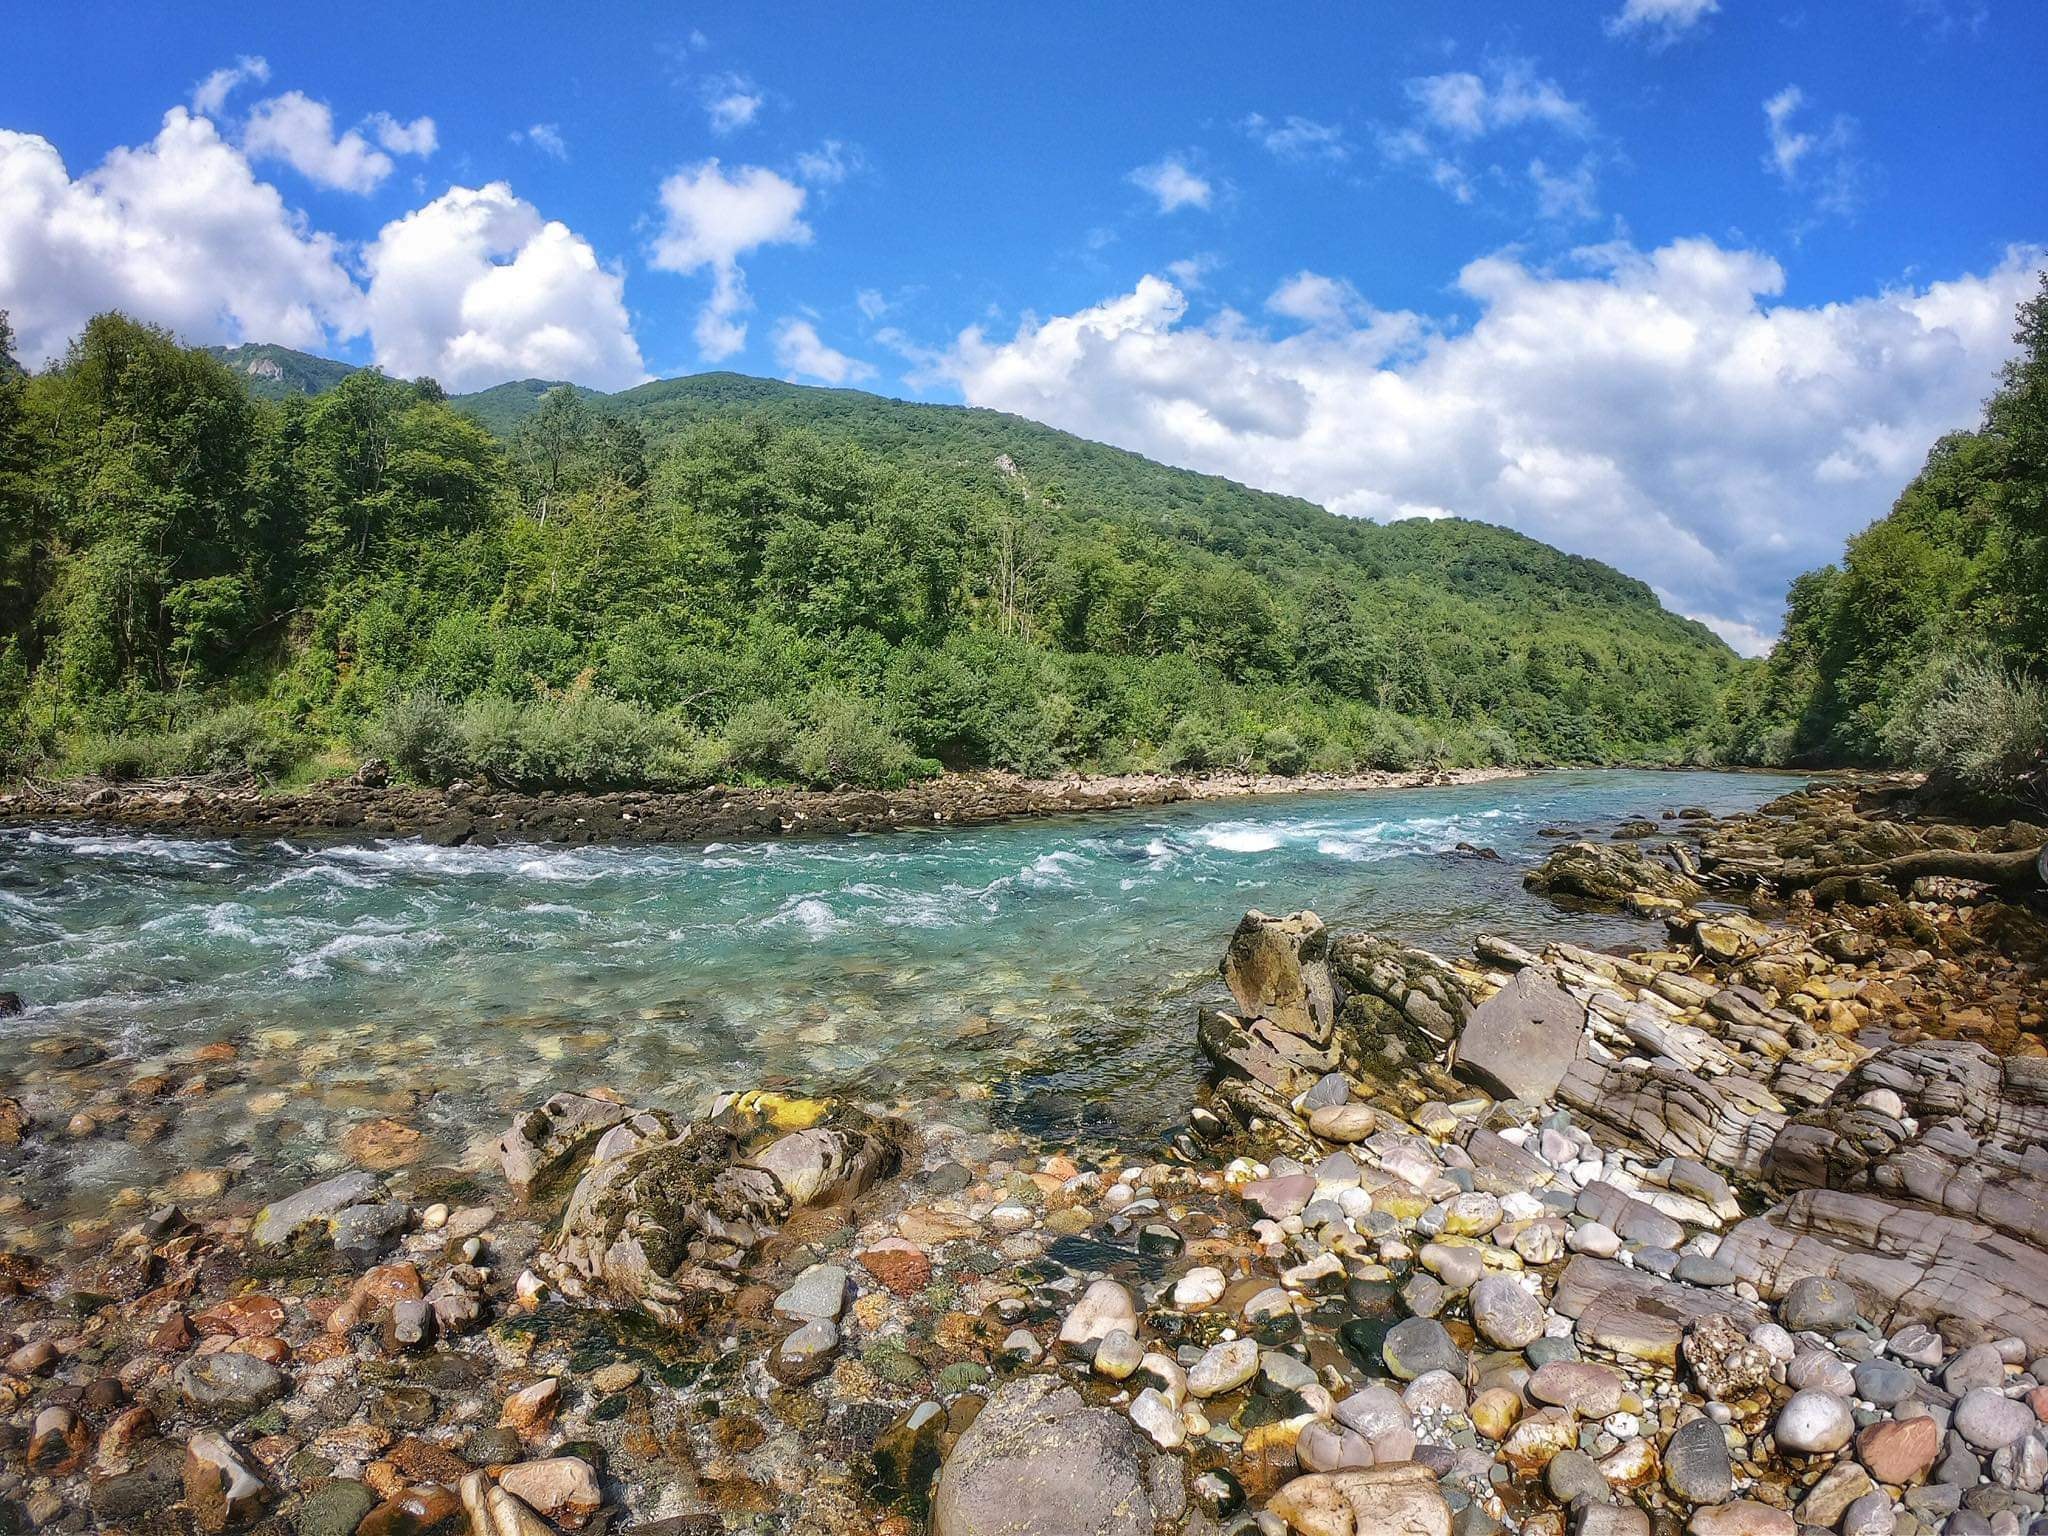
left=0, top=765, right=1526, bottom=848
left=0, top=777, right=2043, bottom=1534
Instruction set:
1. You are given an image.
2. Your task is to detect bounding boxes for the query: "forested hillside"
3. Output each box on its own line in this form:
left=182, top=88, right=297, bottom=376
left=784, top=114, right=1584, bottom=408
left=1725, top=274, right=2047, bottom=803
left=0, top=310, right=1740, bottom=791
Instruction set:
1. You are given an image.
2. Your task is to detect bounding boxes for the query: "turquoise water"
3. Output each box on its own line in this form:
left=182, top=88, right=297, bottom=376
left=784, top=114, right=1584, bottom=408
left=0, top=770, right=1791, bottom=1215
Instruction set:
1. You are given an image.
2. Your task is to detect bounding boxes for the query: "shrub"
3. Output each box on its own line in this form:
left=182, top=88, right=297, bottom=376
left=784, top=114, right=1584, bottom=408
left=722, top=697, right=803, bottom=777
left=61, top=729, right=179, bottom=782
left=178, top=703, right=305, bottom=779
left=1256, top=726, right=1309, bottom=775
left=1888, top=654, right=2047, bottom=799
left=368, top=691, right=461, bottom=785
left=791, top=691, right=930, bottom=788
left=1163, top=715, right=1242, bottom=773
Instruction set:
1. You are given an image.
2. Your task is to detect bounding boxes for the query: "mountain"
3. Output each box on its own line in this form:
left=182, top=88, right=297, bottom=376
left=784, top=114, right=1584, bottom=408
left=207, top=351, right=1724, bottom=654
left=205, top=342, right=357, bottom=400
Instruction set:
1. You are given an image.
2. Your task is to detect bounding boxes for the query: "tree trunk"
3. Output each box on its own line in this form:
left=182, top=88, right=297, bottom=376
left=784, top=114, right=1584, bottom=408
left=1777, top=844, right=2046, bottom=894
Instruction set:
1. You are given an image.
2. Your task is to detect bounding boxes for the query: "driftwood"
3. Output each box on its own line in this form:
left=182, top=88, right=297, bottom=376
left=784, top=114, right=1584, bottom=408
left=1777, top=843, right=2046, bottom=894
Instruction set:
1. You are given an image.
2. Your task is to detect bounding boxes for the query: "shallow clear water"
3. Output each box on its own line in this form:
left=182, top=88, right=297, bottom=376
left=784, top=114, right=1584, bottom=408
left=0, top=770, right=1793, bottom=1216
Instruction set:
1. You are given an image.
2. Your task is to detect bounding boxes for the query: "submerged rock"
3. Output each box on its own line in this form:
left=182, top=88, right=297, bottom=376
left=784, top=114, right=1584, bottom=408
left=931, top=1374, right=1161, bottom=1536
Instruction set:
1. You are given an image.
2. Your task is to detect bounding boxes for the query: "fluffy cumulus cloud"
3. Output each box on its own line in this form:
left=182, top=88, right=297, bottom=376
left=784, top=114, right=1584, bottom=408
left=772, top=317, right=873, bottom=386
left=0, top=108, right=361, bottom=364
left=512, top=123, right=568, bottom=161
left=1607, top=0, right=1719, bottom=43
left=649, top=159, right=810, bottom=359
left=932, top=240, right=2043, bottom=653
left=1128, top=155, right=1213, bottom=214
left=361, top=183, right=647, bottom=392
left=1241, top=113, right=1349, bottom=163
left=241, top=90, right=433, bottom=194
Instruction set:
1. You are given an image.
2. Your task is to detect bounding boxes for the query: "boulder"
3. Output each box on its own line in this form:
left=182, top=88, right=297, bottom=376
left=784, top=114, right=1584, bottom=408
left=1525, top=842, right=1702, bottom=909
left=1267, top=1463, right=1452, bottom=1536
left=544, top=1096, right=899, bottom=1328
left=497, top=1092, right=633, bottom=1199
left=931, top=1374, right=1160, bottom=1536
left=1223, top=910, right=1337, bottom=1045
left=1453, top=967, right=1585, bottom=1103
left=249, top=1172, right=381, bottom=1249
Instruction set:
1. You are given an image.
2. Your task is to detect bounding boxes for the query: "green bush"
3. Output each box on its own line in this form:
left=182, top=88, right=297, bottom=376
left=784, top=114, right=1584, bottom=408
left=1886, top=654, right=2047, bottom=798
left=1163, top=715, right=1245, bottom=773
left=1256, top=726, right=1309, bottom=775
left=367, top=691, right=461, bottom=784
left=790, top=691, right=931, bottom=788
left=178, top=703, right=305, bottom=779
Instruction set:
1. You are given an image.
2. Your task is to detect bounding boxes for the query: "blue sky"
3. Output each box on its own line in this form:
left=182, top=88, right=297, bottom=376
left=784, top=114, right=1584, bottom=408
left=5, top=0, right=2044, bottom=649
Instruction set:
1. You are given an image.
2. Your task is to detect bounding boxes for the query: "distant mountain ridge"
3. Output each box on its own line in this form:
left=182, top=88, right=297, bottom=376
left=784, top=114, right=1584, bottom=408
left=204, top=342, right=1725, bottom=654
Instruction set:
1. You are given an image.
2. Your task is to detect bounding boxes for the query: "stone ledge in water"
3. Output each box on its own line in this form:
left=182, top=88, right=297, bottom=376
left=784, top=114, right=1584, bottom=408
left=1524, top=840, right=1703, bottom=909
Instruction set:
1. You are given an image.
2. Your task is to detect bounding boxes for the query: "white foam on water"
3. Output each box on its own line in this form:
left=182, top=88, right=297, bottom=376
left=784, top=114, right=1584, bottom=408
left=284, top=920, right=433, bottom=979
left=761, top=895, right=842, bottom=939
left=1195, top=823, right=1286, bottom=853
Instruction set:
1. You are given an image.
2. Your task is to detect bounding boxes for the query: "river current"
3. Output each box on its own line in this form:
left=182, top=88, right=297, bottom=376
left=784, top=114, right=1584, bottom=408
left=0, top=770, right=1794, bottom=1222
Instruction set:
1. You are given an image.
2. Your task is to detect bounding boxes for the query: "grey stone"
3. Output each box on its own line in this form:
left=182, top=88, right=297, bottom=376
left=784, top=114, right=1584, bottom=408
left=1385, top=1317, right=1467, bottom=1382
left=1470, top=1275, right=1546, bottom=1350
left=331, top=1201, right=410, bottom=1263
left=1454, top=967, right=1587, bottom=1103
left=1781, top=1276, right=1860, bottom=1333
left=249, top=1171, right=380, bottom=1248
left=1667, top=1415, right=1735, bottom=1505
left=1549, top=1449, right=1612, bottom=1505
left=1775, top=1390, right=1856, bottom=1455
left=931, top=1374, right=1156, bottom=1536
left=1955, top=1391, right=2036, bottom=1452
left=175, top=1352, right=285, bottom=1419
left=774, top=1263, right=850, bottom=1323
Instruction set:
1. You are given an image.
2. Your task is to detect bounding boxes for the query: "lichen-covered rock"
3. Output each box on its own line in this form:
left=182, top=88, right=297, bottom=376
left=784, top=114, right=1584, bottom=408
left=497, top=1092, right=633, bottom=1200
left=1525, top=841, right=1702, bottom=909
left=543, top=1095, right=900, bottom=1328
left=1223, top=909, right=1337, bottom=1045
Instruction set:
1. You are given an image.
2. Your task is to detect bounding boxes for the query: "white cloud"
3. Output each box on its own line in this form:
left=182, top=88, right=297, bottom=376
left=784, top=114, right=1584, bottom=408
left=242, top=91, right=434, bottom=194
left=1763, top=86, right=1866, bottom=219
left=1407, top=64, right=1589, bottom=139
left=0, top=109, right=361, bottom=365
left=361, top=182, right=647, bottom=392
left=367, top=112, right=437, bottom=157
left=1529, top=156, right=1600, bottom=221
left=512, top=123, right=568, bottom=161
left=649, top=159, right=811, bottom=360
left=701, top=73, right=763, bottom=135
left=772, top=317, right=874, bottom=386
left=931, top=241, right=2043, bottom=654
left=1128, top=155, right=1212, bottom=214
left=795, top=139, right=863, bottom=186
left=192, top=55, right=269, bottom=117
left=1267, top=271, right=1365, bottom=329
left=1607, top=0, right=1720, bottom=43
left=1241, top=113, right=1349, bottom=163
left=1382, top=59, right=1592, bottom=211
left=855, top=288, right=889, bottom=320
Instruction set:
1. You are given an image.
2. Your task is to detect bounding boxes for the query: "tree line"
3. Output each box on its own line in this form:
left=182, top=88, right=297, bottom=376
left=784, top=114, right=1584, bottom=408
left=0, top=310, right=1743, bottom=791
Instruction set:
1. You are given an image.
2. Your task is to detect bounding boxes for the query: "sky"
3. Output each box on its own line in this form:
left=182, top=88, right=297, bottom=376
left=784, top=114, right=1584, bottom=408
left=3, top=2, right=2043, bottom=653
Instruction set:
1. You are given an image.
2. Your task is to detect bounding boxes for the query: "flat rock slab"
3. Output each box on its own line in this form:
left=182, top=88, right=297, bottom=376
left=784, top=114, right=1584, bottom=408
left=1454, top=967, right=1586, bottom=1103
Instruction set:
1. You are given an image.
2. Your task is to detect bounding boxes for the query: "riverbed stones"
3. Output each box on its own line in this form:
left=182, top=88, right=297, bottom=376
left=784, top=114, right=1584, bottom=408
left=497, top=1092, right=631, bottom=1198
left=1059, top=1280, right=1138, bottom=1356
left=931, top=1374, right=1158, bottom=1536
left=1224, top=909, right=1337, bottom=1044
left=1529, top=1361, right=1626, bottom=1418
left=1779, top=1275, right=1858, bottom=1333
left=1686, top=1500, right=1795, bottom=1536
left=774, top=1262, right=850, bottom=1322
left=183, top=1431, right=265, bottom=1532
left=1309, top=1104, right=1378, bottom=1143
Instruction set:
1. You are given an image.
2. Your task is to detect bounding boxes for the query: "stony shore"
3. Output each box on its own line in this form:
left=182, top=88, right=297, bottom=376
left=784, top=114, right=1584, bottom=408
left=0, top=764, right=1528, bottom=847
left=0, top=776, right=2043, bottom=1535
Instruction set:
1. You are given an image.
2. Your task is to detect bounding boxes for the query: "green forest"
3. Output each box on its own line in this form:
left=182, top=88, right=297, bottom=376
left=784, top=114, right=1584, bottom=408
left=1725, top=273, right=2048, bottom=804
left=0, top=309, right=1751, bottom=792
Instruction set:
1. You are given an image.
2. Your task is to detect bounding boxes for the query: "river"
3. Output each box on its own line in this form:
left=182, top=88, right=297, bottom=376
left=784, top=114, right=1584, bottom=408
left=0, top=768, right=1795, bottom=1225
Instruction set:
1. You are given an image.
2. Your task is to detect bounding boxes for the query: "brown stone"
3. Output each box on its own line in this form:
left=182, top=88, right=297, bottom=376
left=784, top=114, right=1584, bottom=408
left=1854, top=1416, right=1941, bottom=1485
left=192, top=1294, right=285, bottom=1339
left=858, top=1238, right=933, bottom=1295
left=343, top=1117, right=425, bottom=1170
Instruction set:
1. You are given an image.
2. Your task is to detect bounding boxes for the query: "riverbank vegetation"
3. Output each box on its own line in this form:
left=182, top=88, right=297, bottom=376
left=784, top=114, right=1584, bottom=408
left=0, top=310, right=1740, bottom=790
left=1724, top=274, right=2048, bottom=805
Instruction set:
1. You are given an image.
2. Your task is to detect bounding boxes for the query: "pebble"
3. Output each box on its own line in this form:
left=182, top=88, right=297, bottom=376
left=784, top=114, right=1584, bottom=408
left=1057, top=1279, right=1137, bottom=1353
left=1954, top=1390, right=2036, bottom=1452
left=1776, top=1389, right=1857, bottom=1454
left=1384, top=1316, right=1466, bottom=1381
left=1666, top=1416, right=1735, bottom=1504
left=1172, top=1266, right=1226, bottom=1309
left=1189, top=1337, right=1261, bottom=1398
left=1469, top=1274, right=1546, bottom=1349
